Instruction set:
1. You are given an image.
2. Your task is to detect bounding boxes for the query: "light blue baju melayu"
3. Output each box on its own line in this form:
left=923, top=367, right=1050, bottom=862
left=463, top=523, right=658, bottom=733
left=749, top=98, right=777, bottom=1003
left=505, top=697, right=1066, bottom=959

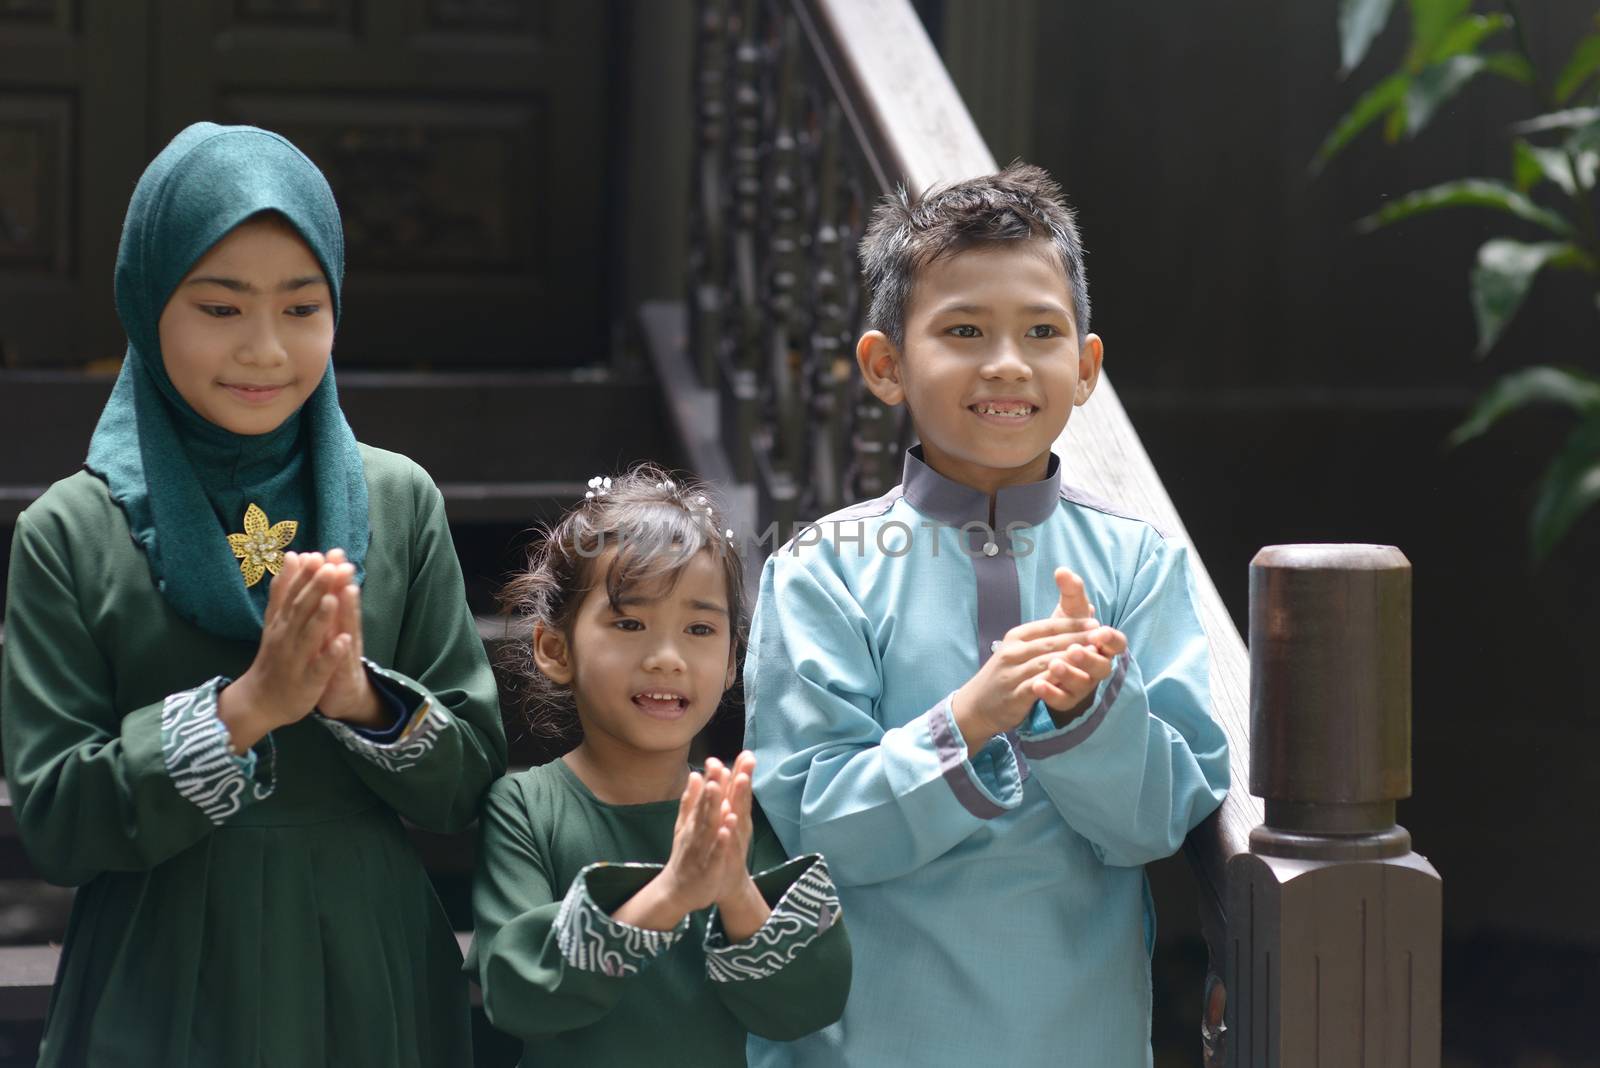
left=744, top=446, right=1229, bottom=1067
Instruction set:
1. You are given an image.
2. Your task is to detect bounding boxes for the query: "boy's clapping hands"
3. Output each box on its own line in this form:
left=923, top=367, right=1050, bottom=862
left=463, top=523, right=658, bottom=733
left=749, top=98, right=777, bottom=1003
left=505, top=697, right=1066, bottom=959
left=614, top=752, right=773, bottom=941
left=950, top=567, right=1126, bottom=755
left=1036, top=567, right=1126, bottom=720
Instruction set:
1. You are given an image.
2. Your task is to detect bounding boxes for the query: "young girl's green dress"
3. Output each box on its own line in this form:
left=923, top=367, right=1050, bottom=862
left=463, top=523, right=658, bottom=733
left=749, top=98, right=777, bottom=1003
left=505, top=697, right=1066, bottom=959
left=470, top=759, right=851, bottom=1066
left=1, top=447, right=506, bottom=1067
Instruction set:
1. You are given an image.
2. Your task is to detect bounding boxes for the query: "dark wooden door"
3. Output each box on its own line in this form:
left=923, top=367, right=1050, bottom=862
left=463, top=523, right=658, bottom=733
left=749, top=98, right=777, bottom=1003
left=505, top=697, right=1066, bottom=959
left=0, top=0, right=611, bottom=368
left=0, top=1, right=152, bottom=367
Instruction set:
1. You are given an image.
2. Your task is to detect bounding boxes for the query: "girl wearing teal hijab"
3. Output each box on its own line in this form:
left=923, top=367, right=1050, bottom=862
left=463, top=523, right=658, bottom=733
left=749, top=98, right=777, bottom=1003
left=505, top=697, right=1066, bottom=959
left=0, top=123, right=507, bottom=1067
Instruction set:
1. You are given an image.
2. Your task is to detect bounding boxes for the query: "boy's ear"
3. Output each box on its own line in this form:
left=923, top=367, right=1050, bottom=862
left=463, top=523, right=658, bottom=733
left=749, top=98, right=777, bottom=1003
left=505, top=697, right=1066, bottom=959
left=532, top=622, right=574, bottom=685
left=1074, top=333, right=1104, bottom=407
left=856, top=330, right=905, bottom=407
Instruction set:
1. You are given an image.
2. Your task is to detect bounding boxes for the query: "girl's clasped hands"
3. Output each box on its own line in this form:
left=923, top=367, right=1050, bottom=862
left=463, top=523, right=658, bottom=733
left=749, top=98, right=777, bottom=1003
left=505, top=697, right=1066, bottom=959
left=614, top=751, right=773, bottom=942
left=218, top=549, right=385, bottom=751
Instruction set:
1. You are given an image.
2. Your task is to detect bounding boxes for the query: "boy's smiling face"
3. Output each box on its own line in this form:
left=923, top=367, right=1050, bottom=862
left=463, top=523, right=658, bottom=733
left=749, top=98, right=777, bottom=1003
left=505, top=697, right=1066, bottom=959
left=157, top=213, right=334, bottom=436
left=857, top=239, right=1103, bottom=495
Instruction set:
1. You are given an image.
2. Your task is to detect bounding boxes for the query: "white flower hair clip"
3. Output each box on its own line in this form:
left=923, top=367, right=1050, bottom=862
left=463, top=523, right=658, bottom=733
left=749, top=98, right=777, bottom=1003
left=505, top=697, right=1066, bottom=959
left=585, top=475, right=612, bottom=500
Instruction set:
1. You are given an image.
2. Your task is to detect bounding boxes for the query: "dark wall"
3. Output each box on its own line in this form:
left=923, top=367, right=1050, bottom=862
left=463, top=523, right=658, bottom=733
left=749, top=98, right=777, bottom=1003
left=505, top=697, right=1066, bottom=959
left=964, top=1, right=1600, bottom=951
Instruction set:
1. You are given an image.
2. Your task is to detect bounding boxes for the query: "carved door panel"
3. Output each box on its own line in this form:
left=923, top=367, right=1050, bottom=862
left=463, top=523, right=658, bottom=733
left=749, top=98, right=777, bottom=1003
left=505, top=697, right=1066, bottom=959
left=0, top=1, right=152, bottom=367
left=0, top=2, right=609, bottom=369
left=152, top=0, right=611, bottom=367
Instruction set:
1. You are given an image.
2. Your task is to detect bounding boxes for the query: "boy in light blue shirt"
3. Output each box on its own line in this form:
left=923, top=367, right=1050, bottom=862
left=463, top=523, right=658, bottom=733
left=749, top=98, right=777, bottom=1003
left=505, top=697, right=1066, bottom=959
left=743, top=163, right=1230, bottom=1066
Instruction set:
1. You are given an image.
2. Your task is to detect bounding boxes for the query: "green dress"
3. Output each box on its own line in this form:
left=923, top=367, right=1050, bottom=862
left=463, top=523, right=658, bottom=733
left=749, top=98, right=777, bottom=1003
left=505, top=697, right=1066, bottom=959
left=1, top=446, right=508, bottom=1067
left=470, top=760, right=851, bottom=1066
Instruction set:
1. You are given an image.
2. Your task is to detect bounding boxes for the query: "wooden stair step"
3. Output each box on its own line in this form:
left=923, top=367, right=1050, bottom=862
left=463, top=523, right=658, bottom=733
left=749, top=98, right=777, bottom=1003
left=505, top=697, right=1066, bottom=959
left=0, top=368, right=676, bottom=525
left=0, top=945, right=56, bottom=1021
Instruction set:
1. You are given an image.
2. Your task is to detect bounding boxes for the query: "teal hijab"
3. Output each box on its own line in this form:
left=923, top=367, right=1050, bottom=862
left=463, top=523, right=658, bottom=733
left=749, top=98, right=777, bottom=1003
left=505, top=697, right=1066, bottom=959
left=86, top=122, right=368, bottom=642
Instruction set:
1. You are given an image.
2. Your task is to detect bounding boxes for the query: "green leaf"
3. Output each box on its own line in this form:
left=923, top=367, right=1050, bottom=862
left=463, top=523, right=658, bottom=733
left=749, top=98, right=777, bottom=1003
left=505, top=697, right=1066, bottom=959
left=1449, top=366, right=1600, bottom=445
left=1555, top=33, right=1600, bottom=103
left=1357, top=179, right=1576, bottom=236
left=1568, top=119, right=1600, bottom=158
left=1575, top=149, right=1600, bottom=190
left=1530, top=416, right=1600, bottom=561
left=1407, top=0, right=1471, bottom=71
left=1339, top=0, right=1399, bottom=75
left=1428, top=12, right=1511, bottom=63
left=1512, top=139, right=1593, bottom=197
left=1312, top=72, right=1409, bottom=173
left=1406, top=54, right=1486, bottom=135
left=1385, top=98, right=1409, bottom=141
left=1512, top=107, right=1600, bottom=135
left=1471, top=240, right=1586, bottom=355
left=1511, top=139, right=1545, bottom=192
left=1482, top=50, right=1535, bottom=85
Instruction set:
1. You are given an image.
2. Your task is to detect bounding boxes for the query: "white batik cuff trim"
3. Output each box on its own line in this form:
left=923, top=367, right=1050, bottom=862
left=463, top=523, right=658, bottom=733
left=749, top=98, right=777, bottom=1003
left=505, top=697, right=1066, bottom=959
left=161, top=677, right=276, bottom=825
left=555, top=861, right=688, bottom=977
left=704, top=855, right=840, bottom=983
left=316, top=659, right=451, bottom=773
left=1017, top=652, right=1131, bottom=759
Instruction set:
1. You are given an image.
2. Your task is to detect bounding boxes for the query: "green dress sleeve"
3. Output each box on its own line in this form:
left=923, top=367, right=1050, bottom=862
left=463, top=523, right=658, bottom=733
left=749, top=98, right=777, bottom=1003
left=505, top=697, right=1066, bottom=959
left=1, top=511, right=273, bottom=887
left=313, top=472, right=507, bottom=833
left=702, top=813, right=853, bottom=1040
left=469, top=780, right=688, bottom=1040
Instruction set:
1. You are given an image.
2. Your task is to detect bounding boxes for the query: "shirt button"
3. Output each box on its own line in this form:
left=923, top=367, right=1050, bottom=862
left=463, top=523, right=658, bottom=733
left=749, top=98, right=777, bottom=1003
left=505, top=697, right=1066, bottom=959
left=982, top=541, right=999, bottom=557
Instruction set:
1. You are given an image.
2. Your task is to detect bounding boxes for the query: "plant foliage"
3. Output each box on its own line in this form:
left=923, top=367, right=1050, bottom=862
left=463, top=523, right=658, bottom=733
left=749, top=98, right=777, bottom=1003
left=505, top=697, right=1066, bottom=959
left=1321, top=0, right=1600, bottom=560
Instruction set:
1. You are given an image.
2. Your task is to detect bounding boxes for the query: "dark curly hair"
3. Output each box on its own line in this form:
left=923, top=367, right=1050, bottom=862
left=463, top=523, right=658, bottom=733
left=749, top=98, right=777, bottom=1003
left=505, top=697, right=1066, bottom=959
left=497, top=463, right=747, bottom=747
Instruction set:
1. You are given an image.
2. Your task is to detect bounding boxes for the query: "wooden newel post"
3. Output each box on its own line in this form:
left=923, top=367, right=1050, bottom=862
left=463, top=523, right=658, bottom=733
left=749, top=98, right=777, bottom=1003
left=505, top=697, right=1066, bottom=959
left=1227, top=544, right=1441, bottom=1067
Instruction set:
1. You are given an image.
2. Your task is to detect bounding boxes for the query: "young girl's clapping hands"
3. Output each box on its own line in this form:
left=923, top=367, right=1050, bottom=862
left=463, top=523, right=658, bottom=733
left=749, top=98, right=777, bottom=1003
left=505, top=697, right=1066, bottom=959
left=614, top=753, right=773, bottom=941
left=469, top=466, right=850, bottom=1068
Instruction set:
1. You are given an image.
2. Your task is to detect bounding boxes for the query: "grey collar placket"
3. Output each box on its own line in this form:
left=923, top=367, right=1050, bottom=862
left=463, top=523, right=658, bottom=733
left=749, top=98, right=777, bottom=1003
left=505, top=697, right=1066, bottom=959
left=900, top=447, right=1063, bottom=780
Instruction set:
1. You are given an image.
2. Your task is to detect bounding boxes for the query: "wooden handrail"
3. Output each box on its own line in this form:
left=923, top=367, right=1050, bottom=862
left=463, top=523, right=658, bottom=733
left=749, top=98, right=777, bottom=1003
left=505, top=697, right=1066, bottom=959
left=683, top=2, right=1256, bottom=1059
left=797, top=0, right=991, bottom=194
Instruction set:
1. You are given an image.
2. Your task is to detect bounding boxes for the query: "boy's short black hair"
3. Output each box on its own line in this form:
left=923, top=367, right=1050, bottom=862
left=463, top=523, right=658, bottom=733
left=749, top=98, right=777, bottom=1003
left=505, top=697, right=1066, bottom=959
left=858, top=162, right=1090, bottom=349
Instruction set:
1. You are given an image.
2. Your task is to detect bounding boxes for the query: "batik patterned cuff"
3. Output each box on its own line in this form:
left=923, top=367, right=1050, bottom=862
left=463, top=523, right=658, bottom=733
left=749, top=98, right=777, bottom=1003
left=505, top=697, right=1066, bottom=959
left=554, top=861, right=688, bottom=977
left=161, top=677, right=276, bottom=824
left=316, top=659, right=450, bottom=773
left=704, top=855, right=841, bottom=983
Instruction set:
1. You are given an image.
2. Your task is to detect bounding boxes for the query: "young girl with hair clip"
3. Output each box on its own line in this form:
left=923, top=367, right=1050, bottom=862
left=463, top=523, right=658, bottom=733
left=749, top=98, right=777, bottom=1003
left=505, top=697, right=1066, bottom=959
left=470, top=464, right=850, bottom=1066
left=0, top=123, right=506, bottom=1067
